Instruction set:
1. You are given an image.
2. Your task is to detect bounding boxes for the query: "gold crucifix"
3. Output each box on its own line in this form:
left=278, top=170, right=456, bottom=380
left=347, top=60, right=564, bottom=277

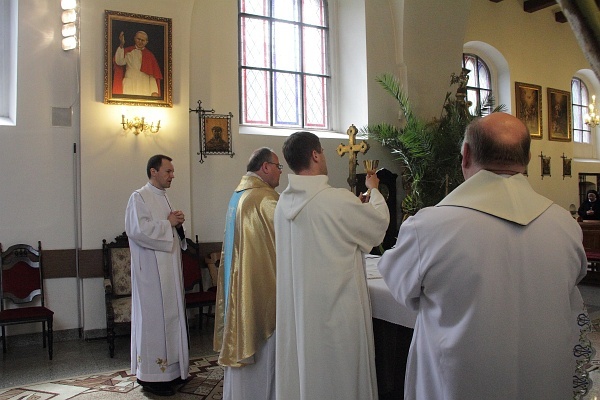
left=337, top=124, right=369, bottom=192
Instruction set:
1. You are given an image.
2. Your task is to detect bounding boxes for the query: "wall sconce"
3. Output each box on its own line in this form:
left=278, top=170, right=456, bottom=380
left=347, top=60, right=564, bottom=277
left=61, top=0, right=78, bottom=51
left=585, top=94, right=600, bottom=128
left=121, top=115, right=161, bottom=135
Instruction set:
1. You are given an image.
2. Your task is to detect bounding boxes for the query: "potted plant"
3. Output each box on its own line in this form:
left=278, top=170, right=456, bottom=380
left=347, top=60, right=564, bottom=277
left=366, top=71, right=505, bottom=219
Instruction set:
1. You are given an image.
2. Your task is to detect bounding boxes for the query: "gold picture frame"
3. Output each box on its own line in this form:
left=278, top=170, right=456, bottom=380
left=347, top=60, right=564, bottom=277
left=548, top=87, right=572, bottom=142
left=104, top=10, right=172, bottom=107
left=515, top=82, right=543, bottom=139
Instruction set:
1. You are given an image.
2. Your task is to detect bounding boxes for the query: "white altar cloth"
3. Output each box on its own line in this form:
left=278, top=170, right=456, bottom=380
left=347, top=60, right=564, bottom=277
left=366, top=255, right=417, bottom=328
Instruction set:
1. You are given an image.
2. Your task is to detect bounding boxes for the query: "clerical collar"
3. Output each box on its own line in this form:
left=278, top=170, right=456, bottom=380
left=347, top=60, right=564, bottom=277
left=485, top=168, right=521, bottom=176
left=246, top=171, right=265, bottom=182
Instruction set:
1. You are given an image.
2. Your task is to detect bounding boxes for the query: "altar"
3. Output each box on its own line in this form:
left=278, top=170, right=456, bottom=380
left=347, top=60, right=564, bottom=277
left=365, top=254, right=416, bottom=399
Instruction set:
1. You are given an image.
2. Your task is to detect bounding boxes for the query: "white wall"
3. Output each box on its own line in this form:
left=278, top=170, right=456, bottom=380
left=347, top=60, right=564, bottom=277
left=1, top=0, right=597, bottom=337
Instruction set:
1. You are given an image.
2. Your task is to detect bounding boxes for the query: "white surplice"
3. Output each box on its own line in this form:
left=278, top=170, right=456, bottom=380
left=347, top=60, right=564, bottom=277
left=125, top=182, right=189, bottom=382
left=274, top=174, right=389, bottom=400
left=378, top=171, right=588, bottom=400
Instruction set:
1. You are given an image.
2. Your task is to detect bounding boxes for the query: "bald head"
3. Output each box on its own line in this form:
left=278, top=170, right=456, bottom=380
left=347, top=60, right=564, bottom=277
left=461, top=112, right=531, bottom=179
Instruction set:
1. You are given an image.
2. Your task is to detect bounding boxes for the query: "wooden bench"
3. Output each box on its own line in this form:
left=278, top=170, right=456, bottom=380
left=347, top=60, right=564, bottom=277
left=579, top=221, right=600, bottom=285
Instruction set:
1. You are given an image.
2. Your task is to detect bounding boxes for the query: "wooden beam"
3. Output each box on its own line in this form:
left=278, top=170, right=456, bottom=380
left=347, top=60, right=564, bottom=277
left=524, top=0, right=557, bottom=13
left=488, top=0, right=504, bottom=3
left=555, top=11, right=567, bottom=23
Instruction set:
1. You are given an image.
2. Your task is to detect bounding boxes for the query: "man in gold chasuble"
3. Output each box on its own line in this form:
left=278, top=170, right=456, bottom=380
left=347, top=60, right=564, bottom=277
left=214, top=147, right=281, bottom=400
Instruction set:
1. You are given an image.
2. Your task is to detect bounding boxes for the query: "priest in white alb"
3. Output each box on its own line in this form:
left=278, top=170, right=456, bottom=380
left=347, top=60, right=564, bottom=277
left=378, top=113, right=588, bottom=400
left=274, top=131, right=389, bottom=400
left=125, top=154, right=189, bottom=397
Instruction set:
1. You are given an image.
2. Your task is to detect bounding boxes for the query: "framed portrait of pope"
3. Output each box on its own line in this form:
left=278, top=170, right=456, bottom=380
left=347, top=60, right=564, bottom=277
left=104, top=10, right=173, bottom=107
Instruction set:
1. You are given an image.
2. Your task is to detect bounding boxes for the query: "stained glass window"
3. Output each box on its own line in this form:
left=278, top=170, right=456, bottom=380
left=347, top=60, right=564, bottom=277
left=572, top=77, right=592, bottom=144
left=462, top=53, right=492, bottom=116
left=239, top=0, right=330, bottom=129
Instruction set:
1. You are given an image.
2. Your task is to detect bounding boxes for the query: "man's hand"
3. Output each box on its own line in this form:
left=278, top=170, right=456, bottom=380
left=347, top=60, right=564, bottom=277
left=168, top=210, right=185, bottom=227
left=365, top=173, right=379, bottom=191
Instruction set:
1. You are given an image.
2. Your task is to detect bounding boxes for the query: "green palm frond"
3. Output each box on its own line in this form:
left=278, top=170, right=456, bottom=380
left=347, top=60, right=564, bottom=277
left=369, top=71, right=502, bottom=218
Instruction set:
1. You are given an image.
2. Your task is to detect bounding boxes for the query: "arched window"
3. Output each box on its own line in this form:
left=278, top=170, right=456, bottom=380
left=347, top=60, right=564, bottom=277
left=239, top=0, right=330, bottom=130
left=572, top=77, right=592, bottom=144
left=462, top=53, right=492, bottom=115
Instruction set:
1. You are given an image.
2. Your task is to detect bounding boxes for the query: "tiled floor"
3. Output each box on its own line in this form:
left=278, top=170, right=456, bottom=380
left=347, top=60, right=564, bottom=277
left=4, top=287, right=600, bottom=397
left=0, top=317, right=216, bottom=390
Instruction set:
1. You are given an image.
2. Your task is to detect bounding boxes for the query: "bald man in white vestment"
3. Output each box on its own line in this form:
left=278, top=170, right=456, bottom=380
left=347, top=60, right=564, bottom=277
left=274, top=131, right=390, bottom=400
left=378, top=113, right=588, bottom=400
left=125, top=154, right=189, bottom=397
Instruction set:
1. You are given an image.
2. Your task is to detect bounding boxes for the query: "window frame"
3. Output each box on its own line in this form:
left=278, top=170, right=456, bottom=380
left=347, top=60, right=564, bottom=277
left=572, top=77, right=592, bottom=144
left=462, top=52, right=493, bottom=116
left=238, top=0, right=332, bottom=134
left=0, top=0, right=17, bottom=126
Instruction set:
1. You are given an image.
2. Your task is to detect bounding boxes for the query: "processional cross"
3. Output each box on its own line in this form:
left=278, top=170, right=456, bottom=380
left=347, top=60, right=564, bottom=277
left=336, top=124, right=369, bottom=193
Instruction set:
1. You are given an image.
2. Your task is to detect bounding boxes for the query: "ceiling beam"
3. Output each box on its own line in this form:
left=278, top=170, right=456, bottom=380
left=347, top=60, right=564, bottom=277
left=555, top=11, right=567, bottom=23
left=488, top=0, right=504, bottom=3
left=524, top=0, right=557, bottom=13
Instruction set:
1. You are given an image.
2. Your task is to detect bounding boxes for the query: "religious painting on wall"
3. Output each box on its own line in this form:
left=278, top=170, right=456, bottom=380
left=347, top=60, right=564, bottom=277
left=201, top=113, right=234, bottom=156
left=562, top=154, right=572, bottom=179
left=515, top=82, right=542, bottom=139
left=540, top=152, right=551, bottom=179
left=548, top=87, right=572, bottom=142
left=104, top=10, right=173, bottom=107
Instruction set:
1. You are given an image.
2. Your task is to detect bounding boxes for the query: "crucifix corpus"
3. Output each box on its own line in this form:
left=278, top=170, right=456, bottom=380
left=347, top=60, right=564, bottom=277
left=336, top=124, right=369, bottom=193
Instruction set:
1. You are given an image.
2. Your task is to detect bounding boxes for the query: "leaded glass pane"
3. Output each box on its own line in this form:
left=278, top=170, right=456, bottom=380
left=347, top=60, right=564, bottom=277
left=303, top=26, right=326, bottom=75
left=584, top=131, right=591, bottom=143
left=273, top=0, right=299, bottom=22
left=574, top=105, right=583, bottom=129
left=582, top=83, right=589, bottom=106
left=304, top=75, right=327, bottom=128
left=478, top=60, right=490, bottom=89
left=241, top=17, right=270, bottom=68
left=302, top=0, right=326, bottom=27
left=464, top=57, right=476, bottom=87
left=241, top=0, right=269, bottom=16
left=273, top=21, right=300, bottom=72
left=572, top=79, right=580, bottom=102
left=274, top=72, right=301, bottom=126
left=242, top=69, right=271, bottom=125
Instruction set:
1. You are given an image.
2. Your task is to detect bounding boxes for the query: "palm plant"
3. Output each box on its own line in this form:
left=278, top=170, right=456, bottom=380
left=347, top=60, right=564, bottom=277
left=366, top=72, right=505, bottom=218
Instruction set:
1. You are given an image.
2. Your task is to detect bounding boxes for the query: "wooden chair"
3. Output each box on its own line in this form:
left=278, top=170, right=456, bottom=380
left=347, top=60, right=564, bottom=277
left=103, top=232, right=131, bottom=358
left=0, top=241, right=54, bottom=360
left=182, top=236, right=217, bottom=330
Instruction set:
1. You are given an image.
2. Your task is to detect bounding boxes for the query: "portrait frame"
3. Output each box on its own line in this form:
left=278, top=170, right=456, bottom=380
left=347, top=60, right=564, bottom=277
left=540, top=151, right=551, bottom=179
left=104, top=10, right=172, bottom=107
left=515, top=82, right=543, bottom=139
left=562, top=153, right=572, bottom=179
left=547, top=87, right=572, bottom=142
left=201, top=113, right=234, bottom=157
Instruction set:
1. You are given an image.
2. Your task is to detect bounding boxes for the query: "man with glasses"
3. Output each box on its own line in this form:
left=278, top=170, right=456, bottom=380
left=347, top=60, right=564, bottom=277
left=214, top=147, right=282, bottom=400
left=274, top=132, right=389, bottom=400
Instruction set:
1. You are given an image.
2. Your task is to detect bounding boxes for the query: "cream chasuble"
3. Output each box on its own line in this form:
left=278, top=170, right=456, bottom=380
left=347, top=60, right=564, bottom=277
left=378, top=171, right=588, bottom=400
left=125, top=182, right=189, bottom=382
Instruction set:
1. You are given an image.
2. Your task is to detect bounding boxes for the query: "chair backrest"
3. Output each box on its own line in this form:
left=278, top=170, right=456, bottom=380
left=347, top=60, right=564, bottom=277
left=204, top=252, right=220, bottom=288
left=0, top=241, right=44, bottom=309
left=103, top=232, right=131, bottom=297
left=182, top=235, right=203, bottom=291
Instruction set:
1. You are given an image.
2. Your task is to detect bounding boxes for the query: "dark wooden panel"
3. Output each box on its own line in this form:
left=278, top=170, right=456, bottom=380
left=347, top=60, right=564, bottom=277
left=524, top=0, right=556, bottom=13
left=78, top=249, right=104, bottom=278
left=43, top=249, right=76, bottom=279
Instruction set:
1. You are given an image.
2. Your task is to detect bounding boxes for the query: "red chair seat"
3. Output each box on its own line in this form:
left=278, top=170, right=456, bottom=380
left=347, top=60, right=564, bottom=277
left=185, top=291, right=216, bottom=305
left=586, top=250, right=600, bottom=261
left=0, top=306, right=53, bottom=323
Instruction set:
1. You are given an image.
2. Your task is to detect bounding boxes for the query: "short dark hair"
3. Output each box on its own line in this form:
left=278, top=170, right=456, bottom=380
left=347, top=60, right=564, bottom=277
left=246, top=147, right=274, bottom=172
left=147, top=154, right=172, bottom=178
left=463, top=117, right=530, bottom=166
left=282, top=131, right=322, bottom=173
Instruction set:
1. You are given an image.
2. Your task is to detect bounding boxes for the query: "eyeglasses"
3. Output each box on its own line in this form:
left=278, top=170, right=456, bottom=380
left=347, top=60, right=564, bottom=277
left=266, top=161, right=284, bottom=170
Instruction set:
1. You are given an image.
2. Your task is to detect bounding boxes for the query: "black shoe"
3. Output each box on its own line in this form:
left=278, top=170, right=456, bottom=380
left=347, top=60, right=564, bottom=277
left=169, top=376, right=189, bottom=387
left=137, top=380, right=175, bottom=396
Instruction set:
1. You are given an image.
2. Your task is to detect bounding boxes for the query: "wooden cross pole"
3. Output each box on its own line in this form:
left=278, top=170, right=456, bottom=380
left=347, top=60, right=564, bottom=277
left=336, top=124, right=369, bottom=192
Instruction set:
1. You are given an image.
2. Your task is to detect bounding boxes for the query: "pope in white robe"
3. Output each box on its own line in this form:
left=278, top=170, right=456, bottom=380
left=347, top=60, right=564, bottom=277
left=378, top=113, right=588, bottom=400
left=125, top=159, right=189, bottom=387
left=275, top=155, right=390, bottom=399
